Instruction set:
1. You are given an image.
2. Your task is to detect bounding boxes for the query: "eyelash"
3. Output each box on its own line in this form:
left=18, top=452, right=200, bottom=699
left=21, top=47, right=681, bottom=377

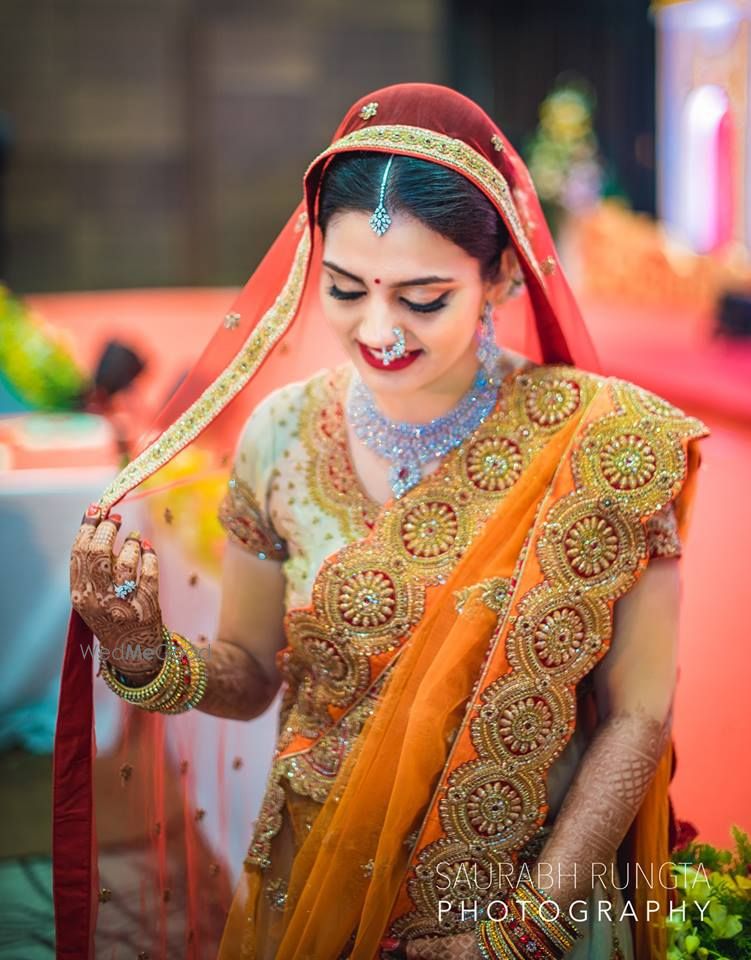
left=326, top=283, right=449, bottom=314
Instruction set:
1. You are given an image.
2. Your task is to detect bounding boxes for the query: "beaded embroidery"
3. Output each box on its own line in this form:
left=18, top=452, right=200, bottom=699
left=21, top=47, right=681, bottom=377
left=644, top=501, right=682, bottom=559
left=243, top=361, right=607, bottom=870
left=385, top=378, right=708, bottom=939
left=306, top=125, right=543, bottom=286
left=217, top=470, right=288, bottom=562
left=96, top=231, right=310, bottom=511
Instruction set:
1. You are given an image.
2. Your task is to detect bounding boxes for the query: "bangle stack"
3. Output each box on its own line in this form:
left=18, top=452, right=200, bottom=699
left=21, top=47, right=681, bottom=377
left=100, top=625, right=208, bottom=714
left=475, top=880, right=580, bottom=960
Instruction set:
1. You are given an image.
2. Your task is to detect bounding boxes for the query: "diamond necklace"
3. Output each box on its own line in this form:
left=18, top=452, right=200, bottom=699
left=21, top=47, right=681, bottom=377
left=346, top=359, right=504, bottom=499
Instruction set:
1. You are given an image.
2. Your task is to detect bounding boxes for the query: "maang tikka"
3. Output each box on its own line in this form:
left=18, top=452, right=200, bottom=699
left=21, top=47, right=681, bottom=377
left=368, top=153, right=406, bottom=364
left=369, top=155, right=395, bottom=236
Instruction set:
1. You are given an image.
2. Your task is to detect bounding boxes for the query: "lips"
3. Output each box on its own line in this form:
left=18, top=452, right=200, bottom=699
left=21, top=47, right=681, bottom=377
left=357, top=341, right=423, bottom=371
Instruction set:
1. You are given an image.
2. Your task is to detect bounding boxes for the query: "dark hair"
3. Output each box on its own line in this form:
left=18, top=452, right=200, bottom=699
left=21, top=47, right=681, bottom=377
left=317, top=152, right=510, bottom=283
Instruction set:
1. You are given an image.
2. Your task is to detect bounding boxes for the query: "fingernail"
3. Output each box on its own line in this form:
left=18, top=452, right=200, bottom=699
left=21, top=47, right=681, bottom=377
left=380, top=939, right=400, bottom=951
left=109, top=513, right=122, bottom=524
left=86, top=504, right=100, bottom=518
left=142, top=539, right=154, bottom=551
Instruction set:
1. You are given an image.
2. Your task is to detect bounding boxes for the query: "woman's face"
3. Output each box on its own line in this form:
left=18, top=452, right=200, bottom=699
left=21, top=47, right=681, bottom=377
left=320, top=209, right=502, bottom=404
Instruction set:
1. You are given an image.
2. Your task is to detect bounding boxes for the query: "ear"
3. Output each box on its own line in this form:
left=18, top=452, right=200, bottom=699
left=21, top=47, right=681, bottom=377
left=484, top=247, right=522, bottom=307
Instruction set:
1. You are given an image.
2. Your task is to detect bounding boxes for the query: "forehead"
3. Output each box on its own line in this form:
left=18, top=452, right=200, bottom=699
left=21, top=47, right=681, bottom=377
left=321, top=210, right=480, bottom=279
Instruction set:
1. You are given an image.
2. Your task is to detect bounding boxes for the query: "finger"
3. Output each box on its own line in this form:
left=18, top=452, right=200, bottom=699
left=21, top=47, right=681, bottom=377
left=138, top=540, right=159, bottom=596
left=71, top=503, right=104, bottom=551
left=113, top=535, right=142, bottom=585
left=88, top=514, right=122, bottom=557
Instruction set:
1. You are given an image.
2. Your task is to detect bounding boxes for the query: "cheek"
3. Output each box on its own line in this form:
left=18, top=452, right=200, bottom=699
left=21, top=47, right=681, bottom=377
left=418, top=304, right=478, bottom=351
left=319, top=296, right=351, bottom=335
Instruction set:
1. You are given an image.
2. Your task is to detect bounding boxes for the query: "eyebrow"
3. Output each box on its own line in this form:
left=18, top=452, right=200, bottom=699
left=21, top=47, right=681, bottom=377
left=322, top=260, right=454, bottom=287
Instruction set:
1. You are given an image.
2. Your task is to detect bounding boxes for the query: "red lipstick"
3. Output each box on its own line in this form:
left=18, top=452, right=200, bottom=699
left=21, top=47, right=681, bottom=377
left=357, top=341, right=423, bottom=371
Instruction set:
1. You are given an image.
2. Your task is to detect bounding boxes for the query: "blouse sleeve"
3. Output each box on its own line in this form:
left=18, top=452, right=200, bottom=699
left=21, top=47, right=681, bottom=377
left=217, top=394, right=289, bottom=562
left=644, top=500, right=682, bottom=559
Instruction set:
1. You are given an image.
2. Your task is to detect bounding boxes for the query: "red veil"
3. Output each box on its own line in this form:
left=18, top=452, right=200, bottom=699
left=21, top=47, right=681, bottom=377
left=53, top=83, right=605, bottom=959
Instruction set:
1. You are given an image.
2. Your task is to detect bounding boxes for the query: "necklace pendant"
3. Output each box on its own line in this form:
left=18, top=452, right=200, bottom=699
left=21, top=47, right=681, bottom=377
left=347, top=359, right=504, bottom=500
left=391, top=461, right=421, bottom=499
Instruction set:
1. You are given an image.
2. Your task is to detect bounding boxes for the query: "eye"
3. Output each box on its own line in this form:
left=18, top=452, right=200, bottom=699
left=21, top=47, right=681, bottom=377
left=401, top=293, right=450, bottom=314
left=327, top=282, right=364, bottom=301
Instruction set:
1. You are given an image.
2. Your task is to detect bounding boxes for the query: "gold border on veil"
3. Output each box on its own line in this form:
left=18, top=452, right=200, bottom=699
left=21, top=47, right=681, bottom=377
left=96, top=229, right=311, bottom=512
left=305, top=124, right=545, bottom=285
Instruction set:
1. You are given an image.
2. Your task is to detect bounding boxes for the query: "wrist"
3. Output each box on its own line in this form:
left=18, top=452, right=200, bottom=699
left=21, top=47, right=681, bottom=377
left=99, top=633, right=168, bottom=685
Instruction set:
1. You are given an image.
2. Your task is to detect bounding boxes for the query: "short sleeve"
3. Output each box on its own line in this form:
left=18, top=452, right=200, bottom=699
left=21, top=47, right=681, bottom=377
left=645, top=501, right=682, bottom=559
left=217, top=393, right=289, bottom=562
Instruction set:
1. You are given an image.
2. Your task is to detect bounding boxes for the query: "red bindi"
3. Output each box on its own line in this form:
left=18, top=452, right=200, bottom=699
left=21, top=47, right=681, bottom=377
left=374, top=278, right=381, bottom=284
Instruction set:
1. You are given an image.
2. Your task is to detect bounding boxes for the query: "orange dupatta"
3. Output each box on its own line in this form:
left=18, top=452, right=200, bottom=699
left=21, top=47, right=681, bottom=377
left=219, top=368, right=708, bottom=959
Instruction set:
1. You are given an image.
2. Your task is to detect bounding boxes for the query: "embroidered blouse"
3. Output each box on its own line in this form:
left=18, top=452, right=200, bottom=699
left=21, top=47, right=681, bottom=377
left=217, top=365, right=682, bottom=612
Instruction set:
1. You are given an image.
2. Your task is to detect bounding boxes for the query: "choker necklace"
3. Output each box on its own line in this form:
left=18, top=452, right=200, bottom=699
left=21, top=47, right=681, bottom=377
left=346, top=360, right=504, bottom=499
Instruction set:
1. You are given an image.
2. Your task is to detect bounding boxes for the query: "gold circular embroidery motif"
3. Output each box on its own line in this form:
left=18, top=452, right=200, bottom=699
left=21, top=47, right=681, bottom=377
left=564, top=514, right=620, bottom=578
left=599, top=433, right=657, bottom=490
left=337, top=569, right=396, bottom=628
left=466, top=435, right=523, bottom=491
left=439, top=762, right=545, bottom=851
left=498, top=694, right=554, bottom=755
left=525, top=378, right=581, bottom=427
left=473, top=675, right=575, bottom=770
left=507, top=586, right=609, bottom=680
left=534, top=605, right=586, bottom=666
left=395, top=839, right=512, bottom=938
left=400, top=501, right=459, bottom=558
left=465, top=777, right=524, bottom=837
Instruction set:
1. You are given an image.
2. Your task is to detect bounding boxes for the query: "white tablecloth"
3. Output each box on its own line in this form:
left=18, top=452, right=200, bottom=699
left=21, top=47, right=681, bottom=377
left=0, top=463, right=122, bottom=754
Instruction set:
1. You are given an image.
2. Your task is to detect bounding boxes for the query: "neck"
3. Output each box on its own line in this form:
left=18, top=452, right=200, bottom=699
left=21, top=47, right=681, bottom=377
left=365, top=344, right=483, bottom=423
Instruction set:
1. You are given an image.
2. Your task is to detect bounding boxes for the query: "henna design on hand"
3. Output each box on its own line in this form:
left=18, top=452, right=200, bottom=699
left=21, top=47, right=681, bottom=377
left=196, top=640, right=277, bottom=722
left=69, top=509, right=163, bottom=679
left=534, top=704, right=673, bottom=911
left=405, top=932, right=483, bottom=960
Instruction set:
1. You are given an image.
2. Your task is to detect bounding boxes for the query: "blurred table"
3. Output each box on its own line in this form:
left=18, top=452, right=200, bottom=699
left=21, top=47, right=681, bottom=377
left=0, top=289, right=236, bottom=752
left=0, top=445, right=122, bottom=753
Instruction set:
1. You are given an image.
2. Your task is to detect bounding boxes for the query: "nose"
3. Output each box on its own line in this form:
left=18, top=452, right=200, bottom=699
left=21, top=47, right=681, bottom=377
left=357, top=300, right=402, bottom=349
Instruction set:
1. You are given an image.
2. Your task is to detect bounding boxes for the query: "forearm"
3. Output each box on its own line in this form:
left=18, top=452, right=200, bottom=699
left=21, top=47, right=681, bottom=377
left=534, top=703, right=672, bottom=910
left=196, top=639, right=278, bottom=721
left=104, top=634, right=278, bottom=721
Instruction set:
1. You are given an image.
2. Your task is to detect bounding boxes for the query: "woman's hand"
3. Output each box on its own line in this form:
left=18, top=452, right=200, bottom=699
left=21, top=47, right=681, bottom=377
left=70, top=504, right=164, bottom=680
left=381, top=932, right=482, bottom=960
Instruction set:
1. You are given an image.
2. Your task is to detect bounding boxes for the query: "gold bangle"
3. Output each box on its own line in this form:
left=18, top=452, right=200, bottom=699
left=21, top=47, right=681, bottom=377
left=515, top=881, right=579, bottom=947
left=100, top=625, right=209, bottom=715
left=164, top=632, right=208, bottom=713
left=475, top=920, right=515, bottom=960
left=144, top=631, right=208, bottom=714
left=505, top=897, right=559, bottom=959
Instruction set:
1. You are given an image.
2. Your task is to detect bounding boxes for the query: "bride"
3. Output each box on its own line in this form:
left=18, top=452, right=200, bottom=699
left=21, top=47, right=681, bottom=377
left=60, top=82, right=709, bottom=960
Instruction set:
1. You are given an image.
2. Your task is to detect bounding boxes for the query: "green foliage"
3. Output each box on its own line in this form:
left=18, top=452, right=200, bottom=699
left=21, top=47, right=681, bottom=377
left=0, top=285, right=88, bottom=411
left=668, top=827, right=751, bottom=959
left=523, top=75, right=626, bottom=240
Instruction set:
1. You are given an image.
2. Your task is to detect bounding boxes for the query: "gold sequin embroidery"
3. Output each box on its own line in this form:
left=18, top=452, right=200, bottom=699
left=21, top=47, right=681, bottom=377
left=306, top=126, right=544, bottom=286
left=244, top=362, right=605, bottom=870
left=388, top=377, right=708, bottom=938
left=217, top=470, right=288, bottom=561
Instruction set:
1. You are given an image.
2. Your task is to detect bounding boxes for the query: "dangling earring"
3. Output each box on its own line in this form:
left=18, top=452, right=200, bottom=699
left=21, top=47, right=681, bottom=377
left=476, top=301, right=502, bottom=373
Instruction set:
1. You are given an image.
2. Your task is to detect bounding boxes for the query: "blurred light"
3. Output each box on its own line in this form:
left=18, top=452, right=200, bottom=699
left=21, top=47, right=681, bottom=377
left=658, top=0, right=741, bottom=33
